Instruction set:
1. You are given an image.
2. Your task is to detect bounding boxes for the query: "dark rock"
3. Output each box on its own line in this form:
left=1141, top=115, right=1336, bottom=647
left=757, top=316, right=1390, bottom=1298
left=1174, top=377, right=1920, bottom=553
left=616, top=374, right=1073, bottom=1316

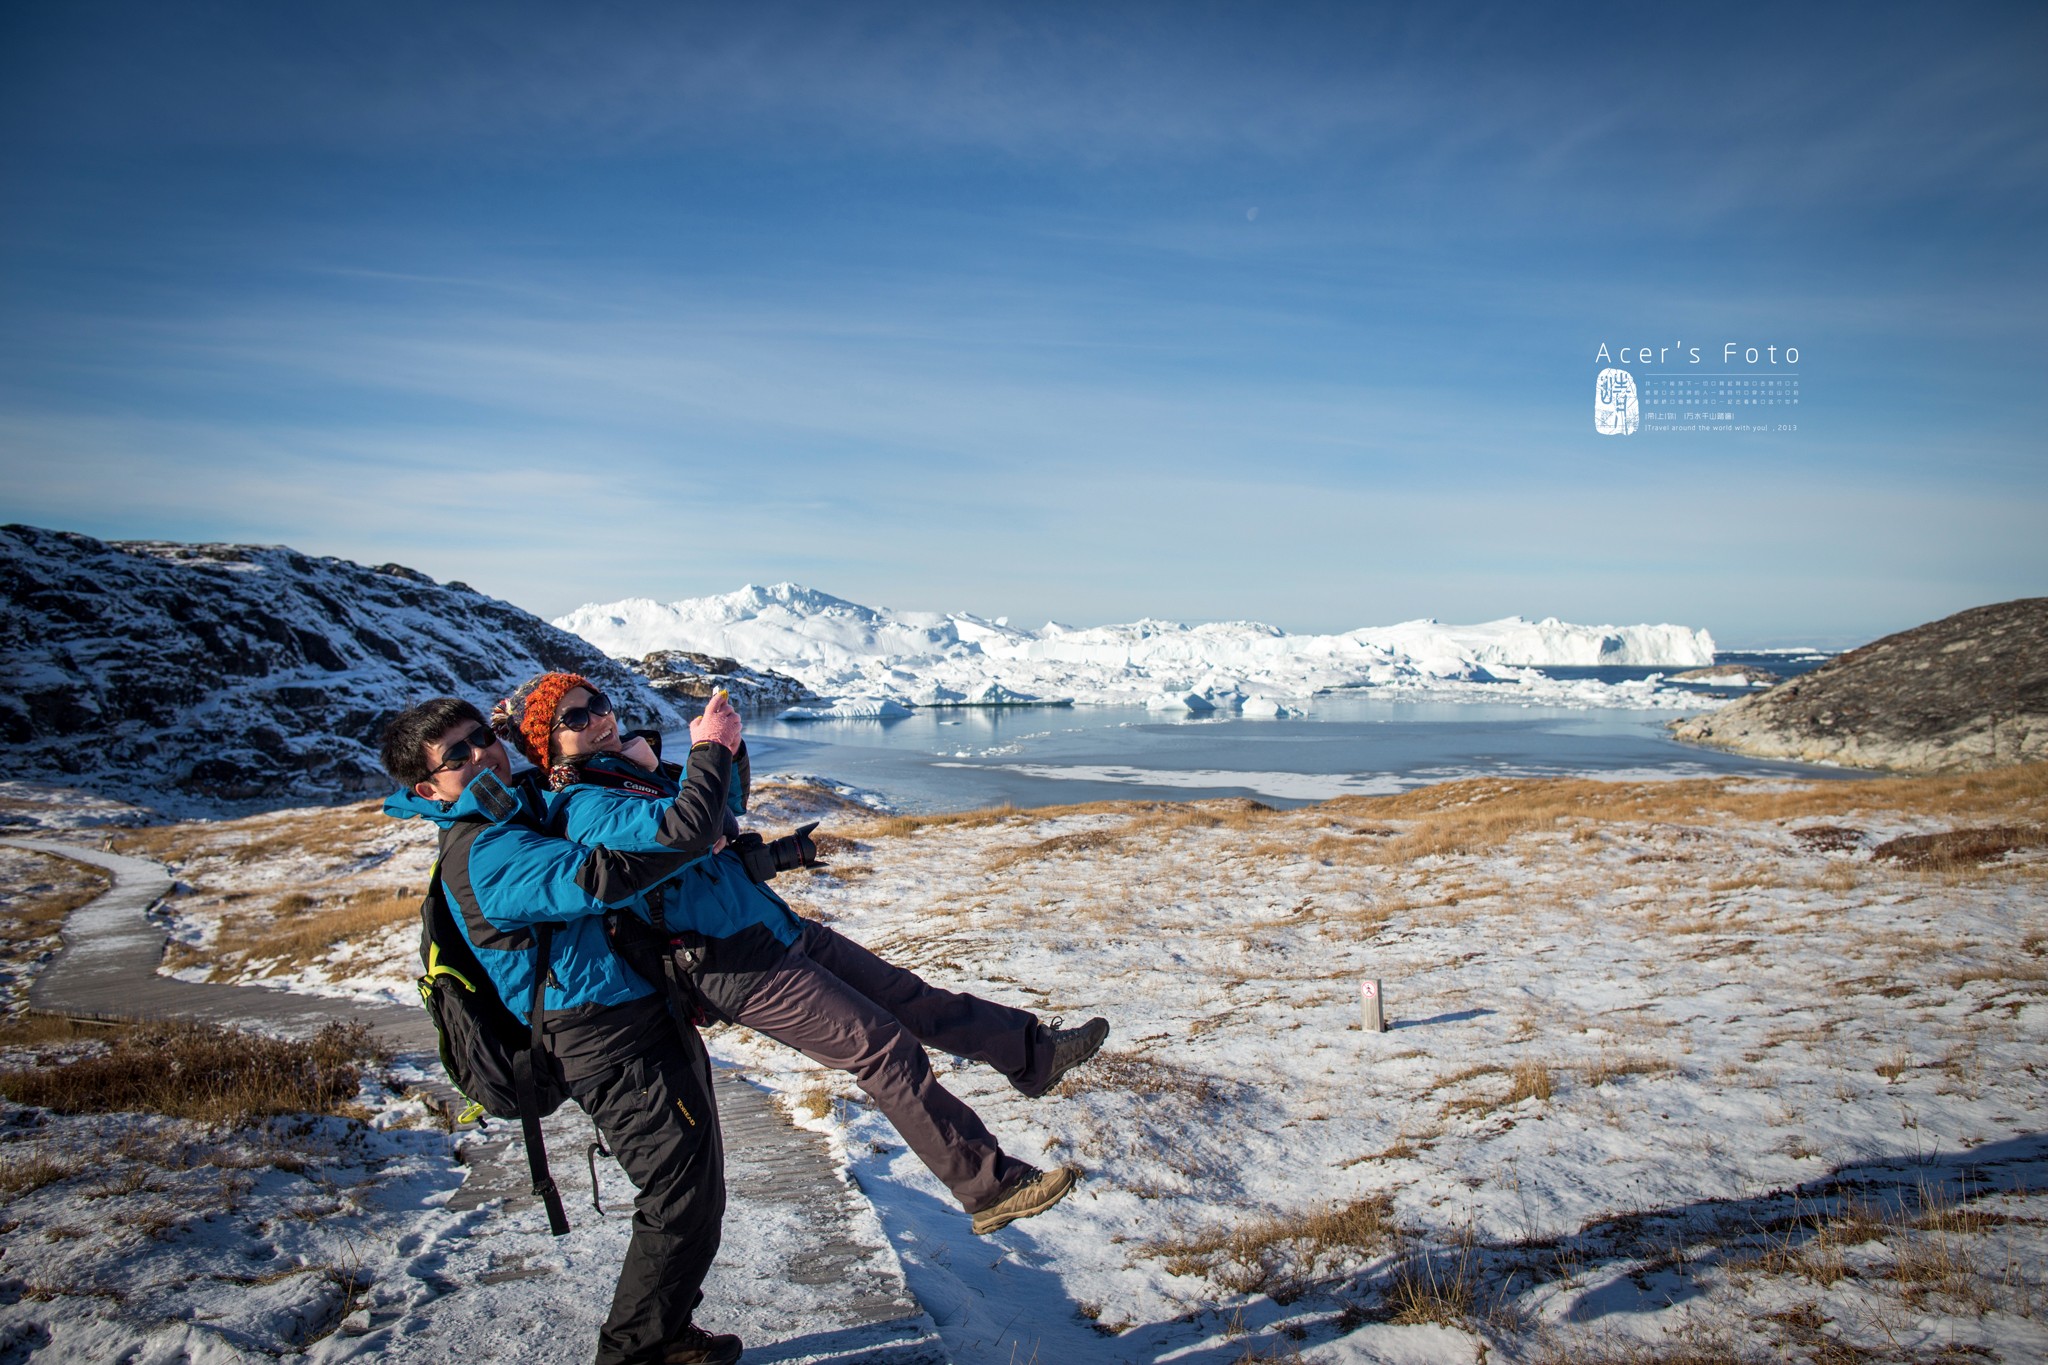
left=292, top=627, right=349, bottom=672
left=634, top=650, right=813, bottom=710
left=1669, top=665, right=1782, bottom=686
left=0, top=524, right=682, bottom=815
left=1671, top=598, right=2047, bottom=773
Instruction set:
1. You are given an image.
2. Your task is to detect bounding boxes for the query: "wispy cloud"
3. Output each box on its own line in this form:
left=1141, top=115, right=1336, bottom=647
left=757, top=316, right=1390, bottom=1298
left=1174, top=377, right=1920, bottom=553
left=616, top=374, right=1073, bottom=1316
left=2, top=2, right=2043, bottom=642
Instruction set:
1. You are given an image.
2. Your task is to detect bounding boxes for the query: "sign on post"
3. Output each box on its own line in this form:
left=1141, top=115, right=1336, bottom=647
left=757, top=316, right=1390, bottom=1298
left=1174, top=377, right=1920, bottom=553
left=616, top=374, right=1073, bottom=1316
left=1361, top=978, right=1388, bottom=1033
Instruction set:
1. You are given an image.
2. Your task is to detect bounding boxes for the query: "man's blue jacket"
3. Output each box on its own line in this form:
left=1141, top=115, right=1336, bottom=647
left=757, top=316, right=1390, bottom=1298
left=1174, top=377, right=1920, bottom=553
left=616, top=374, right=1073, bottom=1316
left=384, top=771, right=693, bottom=1026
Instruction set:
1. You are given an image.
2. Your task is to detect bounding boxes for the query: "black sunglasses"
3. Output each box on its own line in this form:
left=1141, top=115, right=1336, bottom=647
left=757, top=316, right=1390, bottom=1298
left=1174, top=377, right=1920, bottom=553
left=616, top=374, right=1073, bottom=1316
left=552, top=691, right=615, bottom=733
left=429, top=724, right=500, bottom=775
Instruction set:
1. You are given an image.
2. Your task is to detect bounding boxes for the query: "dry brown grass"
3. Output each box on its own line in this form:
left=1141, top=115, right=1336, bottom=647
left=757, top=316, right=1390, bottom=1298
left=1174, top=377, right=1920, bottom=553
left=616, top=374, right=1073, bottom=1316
left=1056, top=1050, right=1231, bottom=1105
left=0, top=1020, right=380, bottom=1124
left=1805, top=863, right=1863, bottom=893
left=0, top=1152, right=79, bottom=1197
left=0, top=850, right=109, bottom=927
left=207, top=887, right=418, bottom=975
left=1943, top=959, right=2048, bottom=995
left=0, top=848, right=111, bottom=1010
left=1529, top=1334, right=1763, bottom=1365
left=847, top=770, right=2048, bottom=917
left=1338, top=1137, right=1423, bottom=1167
left=1312, top=763, right=2048, bottom=863
left=854, top=803, right=1029, bottom=840
left=111, top=799, right=397, bottom=868
left=743, top=780, right=883, bottom=825
left=100, top=801, right=429, bottom=980
left=1583, top=1053, right=1678, bottom=1087
left=1736, top=1194, right=1895, bottom=1288
left=1427, top=1060, right=1555, bottom=1120
left=857, top=795, right=1284, bottom=846
left=805, top=831, right=862, bottom=860
left=1791, top=825, right=1866, bottom=854
left=1723, top=1180, right=2038, bottom=1325
left=0, top=1012, right=129, bottom=1049
left=1423, top=1063, right=1503, bottom=1094
left=1383, top=1226, right=1483, bottom=1326
left=1506, top=1057, right=1555, bottom=1104
left=1152, top=1193, right=1395, bottom=1293
left=1872, top=825, right=2048, bottom=872
left=985, top=826, right=1135, bottom=871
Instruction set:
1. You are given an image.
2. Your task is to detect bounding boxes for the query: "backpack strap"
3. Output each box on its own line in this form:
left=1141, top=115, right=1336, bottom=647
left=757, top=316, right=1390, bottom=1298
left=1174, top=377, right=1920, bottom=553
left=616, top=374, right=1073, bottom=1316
left=514, top=923, right=570, bottom=1236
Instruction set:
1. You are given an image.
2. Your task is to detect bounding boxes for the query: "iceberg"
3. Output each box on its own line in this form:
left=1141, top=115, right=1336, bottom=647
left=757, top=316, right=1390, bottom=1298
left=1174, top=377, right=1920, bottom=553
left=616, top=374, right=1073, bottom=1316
left=778, top=695, right=915, bottom=721
left=554, top=584, right=1721, bottom=714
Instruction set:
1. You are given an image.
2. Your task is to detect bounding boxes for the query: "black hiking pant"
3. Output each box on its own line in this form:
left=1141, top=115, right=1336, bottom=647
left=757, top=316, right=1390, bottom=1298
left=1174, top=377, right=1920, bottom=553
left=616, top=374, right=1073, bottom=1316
left=729, top=921, right=1044, bottom=1213
left=562, top=1015, right=725, bottom=1365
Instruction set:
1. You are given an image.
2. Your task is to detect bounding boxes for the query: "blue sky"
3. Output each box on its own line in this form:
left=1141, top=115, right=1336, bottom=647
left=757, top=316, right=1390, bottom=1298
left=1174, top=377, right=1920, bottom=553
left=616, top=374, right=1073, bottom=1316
left=1, top=2, right=2042, bottom=645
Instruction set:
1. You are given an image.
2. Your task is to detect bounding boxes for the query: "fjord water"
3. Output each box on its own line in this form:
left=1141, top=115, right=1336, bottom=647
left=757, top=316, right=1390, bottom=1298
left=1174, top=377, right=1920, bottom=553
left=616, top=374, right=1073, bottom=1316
left=695, top=654, right=1852, bottom=814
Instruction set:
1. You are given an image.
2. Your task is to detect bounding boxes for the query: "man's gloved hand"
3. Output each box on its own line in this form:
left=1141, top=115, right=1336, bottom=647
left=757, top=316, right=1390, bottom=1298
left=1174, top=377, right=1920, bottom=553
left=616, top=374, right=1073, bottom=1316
left=690, top=690, right=742, bottom=755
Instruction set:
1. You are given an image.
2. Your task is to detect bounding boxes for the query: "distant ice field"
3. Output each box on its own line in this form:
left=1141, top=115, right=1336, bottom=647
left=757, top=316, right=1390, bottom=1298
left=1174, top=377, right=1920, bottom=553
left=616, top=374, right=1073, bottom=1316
left=682, top=654, right=1853, bottom=813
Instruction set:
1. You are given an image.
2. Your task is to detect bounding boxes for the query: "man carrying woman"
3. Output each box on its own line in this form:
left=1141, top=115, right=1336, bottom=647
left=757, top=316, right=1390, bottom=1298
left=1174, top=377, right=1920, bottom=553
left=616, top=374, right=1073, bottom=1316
left=381, top=697, right=738, bottom=1365
left=489, top=671, right=1108, bottom=1235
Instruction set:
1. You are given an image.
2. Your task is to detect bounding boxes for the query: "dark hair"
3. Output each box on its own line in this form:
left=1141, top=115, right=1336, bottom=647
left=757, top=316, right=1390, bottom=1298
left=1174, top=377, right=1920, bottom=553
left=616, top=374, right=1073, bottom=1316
left=380, top=697, right=487, bottom=786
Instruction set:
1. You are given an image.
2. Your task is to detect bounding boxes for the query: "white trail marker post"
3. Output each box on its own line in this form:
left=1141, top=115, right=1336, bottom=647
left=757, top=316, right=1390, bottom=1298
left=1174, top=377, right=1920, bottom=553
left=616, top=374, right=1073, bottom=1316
left=1361, top=978, right=1388, bottom=1033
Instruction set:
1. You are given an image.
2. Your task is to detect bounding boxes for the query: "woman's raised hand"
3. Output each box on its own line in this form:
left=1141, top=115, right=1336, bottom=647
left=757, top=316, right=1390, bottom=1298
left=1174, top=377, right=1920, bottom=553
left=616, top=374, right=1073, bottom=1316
left=690, top=690, right=743, bottom=754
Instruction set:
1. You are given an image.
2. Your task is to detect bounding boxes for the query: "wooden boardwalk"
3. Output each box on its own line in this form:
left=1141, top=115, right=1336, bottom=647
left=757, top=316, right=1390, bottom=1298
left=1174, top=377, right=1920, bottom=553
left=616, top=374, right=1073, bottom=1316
left=5, top=836, right=947, bottom=1364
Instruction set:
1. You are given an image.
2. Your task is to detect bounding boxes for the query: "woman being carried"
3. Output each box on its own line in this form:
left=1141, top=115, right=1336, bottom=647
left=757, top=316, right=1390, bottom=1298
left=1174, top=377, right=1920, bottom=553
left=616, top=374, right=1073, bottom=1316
left=495, top=672, right=1108, bottom=1234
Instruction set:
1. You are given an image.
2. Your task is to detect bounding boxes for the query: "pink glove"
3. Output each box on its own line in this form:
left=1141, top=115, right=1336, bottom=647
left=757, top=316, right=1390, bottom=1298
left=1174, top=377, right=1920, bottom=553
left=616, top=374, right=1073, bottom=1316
left=690, top=691, right=743, bottom=754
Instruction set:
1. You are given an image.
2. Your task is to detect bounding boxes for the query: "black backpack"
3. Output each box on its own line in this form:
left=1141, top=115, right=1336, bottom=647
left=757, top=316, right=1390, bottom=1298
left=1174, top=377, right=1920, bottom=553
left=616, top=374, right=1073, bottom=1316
left=417, top=860, right=572, bottom=1235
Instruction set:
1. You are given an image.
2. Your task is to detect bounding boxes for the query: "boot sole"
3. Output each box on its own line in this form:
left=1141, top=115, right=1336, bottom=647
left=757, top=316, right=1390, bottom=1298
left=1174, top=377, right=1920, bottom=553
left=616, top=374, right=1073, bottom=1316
left=1019, top=1018, right=1110, bottom=1098
left=659, top=1339, right=742, bottom=1365
left=972, top=1167, right=1079, bottom=1235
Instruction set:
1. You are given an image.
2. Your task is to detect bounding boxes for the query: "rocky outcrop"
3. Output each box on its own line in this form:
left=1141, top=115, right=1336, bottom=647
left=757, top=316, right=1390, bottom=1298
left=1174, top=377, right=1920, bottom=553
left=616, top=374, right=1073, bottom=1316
left=0, top=525, right=682, bottom=814
left=633, top=650, right=813, bottom=710
left=1670, top=665, right=1782, bottom=686
left=1670, top=598, right=2047, bottom=773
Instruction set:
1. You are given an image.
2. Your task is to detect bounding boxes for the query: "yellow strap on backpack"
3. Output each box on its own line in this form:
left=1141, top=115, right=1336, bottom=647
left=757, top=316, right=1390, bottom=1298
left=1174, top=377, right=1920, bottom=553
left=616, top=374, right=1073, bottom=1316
left=420, top=940, right=478, bottom=996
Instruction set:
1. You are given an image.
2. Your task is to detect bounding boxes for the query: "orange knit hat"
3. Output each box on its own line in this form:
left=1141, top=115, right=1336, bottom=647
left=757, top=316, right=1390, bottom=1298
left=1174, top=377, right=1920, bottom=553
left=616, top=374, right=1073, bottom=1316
left=490, top=671, right=595, bottom=766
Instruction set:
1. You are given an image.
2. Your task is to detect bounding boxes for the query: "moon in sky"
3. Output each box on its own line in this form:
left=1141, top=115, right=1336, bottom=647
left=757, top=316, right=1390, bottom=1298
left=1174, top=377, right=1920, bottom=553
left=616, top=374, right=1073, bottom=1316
left=1246, top=207, right=1259, bottom=221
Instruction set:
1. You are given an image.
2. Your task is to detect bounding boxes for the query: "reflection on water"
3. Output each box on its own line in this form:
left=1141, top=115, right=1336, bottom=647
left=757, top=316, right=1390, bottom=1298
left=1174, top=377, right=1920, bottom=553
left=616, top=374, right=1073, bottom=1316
left=664, top=652, right=1850, bottom=814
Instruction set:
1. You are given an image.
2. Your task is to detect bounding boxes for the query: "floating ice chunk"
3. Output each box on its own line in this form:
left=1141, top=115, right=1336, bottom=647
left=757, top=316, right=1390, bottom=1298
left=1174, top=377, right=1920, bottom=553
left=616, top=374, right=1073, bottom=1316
left=1145, top=691, right=1216, bottom=713
left=780, top=695, right=914, bottom=721
left=964, top=681, right=1045, bottom=706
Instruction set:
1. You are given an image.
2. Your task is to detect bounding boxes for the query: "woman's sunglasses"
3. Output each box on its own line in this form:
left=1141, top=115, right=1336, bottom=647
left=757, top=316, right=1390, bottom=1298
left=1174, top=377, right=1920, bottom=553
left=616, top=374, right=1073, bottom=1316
left=429, top=725, right=501, bottom=774
left=552, top=692, right=615, bottom=734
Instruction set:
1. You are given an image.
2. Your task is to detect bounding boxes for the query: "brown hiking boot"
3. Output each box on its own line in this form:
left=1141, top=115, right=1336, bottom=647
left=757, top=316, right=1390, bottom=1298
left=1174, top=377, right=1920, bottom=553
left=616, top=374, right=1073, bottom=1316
left=971, top=1165, right=1079, bottom=1235
left=659, top=1322, right=742, bottom=1365
left=1019, top=1015, right=1109, bottom=1098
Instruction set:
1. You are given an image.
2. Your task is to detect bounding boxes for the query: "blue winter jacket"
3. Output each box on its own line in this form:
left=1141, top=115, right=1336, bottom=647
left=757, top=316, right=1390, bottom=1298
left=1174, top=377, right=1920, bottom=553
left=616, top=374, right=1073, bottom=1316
left=540, top=750, right=805, bottom=953
left=384, top=771, right=689, bottom=1026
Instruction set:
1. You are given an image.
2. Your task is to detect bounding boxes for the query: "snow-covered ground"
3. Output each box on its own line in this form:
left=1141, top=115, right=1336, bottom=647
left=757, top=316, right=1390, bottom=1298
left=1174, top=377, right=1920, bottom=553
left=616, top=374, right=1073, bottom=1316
left=555, top=584, right=1721, bottom=715
left=41, top=768, right=2047, bottom=1362
left=0, top=1043, right=926, bottom=1364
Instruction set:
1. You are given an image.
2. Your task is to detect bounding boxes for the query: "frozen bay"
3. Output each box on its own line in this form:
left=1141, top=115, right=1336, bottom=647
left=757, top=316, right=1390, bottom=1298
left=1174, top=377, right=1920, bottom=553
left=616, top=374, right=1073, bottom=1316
left=708, top=656, right=1851, bottom=813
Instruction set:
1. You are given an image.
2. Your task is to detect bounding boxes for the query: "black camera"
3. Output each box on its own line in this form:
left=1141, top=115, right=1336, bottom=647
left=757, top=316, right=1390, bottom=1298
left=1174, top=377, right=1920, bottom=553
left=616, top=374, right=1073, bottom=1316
left=733, top=822, right=823, bottom=883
